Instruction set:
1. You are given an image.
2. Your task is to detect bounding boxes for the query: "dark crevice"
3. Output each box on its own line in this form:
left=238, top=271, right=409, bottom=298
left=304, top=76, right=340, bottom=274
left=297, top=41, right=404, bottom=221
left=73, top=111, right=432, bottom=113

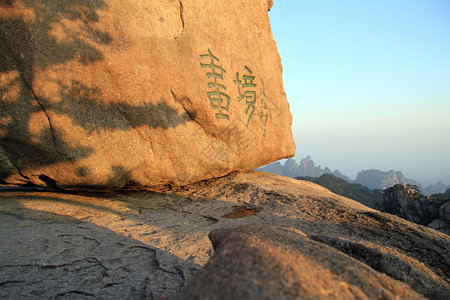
left=38, top=174, right=61, bottom=190
left=0, top=280, right=23, bottom=286
left=21, top=79, right=59, bottom=148
left=169, top=88, right=218, bottom=141
left=54, top=290, right=96, bottom=298
left=358, top=211, right=390, bottom=222
left=201, top=214, right=219, bottom=222
left=176, top=1, right=185, bottom=39
left=169, top=89, right=197, bottom=121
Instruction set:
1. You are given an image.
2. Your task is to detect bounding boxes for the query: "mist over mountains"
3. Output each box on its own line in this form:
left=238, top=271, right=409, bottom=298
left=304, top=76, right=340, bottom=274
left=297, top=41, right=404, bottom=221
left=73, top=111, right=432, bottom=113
left=258, top=156, right=450, bottom=196
left=259, top=156, right=351, bottom=181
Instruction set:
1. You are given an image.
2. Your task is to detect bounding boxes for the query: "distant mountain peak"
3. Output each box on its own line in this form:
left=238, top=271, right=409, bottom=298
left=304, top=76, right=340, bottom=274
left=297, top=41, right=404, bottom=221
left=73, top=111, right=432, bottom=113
left=257, top=156, right=349, bottom=181
left=354, top=169, right=416, bottom=190
left=258, top=157, right=450, bottom=195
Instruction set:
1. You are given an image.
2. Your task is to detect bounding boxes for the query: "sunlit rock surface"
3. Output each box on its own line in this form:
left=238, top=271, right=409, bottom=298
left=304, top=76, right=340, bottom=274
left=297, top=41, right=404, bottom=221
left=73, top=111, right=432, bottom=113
left=0, top=0, right=294, bottom=189
left=1, top=171, right=448, bottom=298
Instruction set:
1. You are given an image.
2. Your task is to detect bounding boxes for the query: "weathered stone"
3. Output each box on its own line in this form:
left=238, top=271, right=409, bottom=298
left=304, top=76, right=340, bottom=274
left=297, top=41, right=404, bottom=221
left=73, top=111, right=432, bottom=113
left=377, top=183, right=441, bottom=226
left=429, top=218, right=450, bottom=235
left=180, top=226, right=425, bottom=299
left=440, top=200, right=450, bottom=222
left=1, top=171, right=449, bottom=298
left=429, top=201, right=450, bottom=235
left=0, top=0, right=294, bottom=189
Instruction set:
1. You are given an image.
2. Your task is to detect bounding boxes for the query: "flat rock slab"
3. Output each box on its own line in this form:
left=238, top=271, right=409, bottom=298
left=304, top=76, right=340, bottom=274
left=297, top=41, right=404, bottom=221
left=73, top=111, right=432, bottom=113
left=1, top=171, right=449, bottom=299
left=0, top=0, right=294, bottom=189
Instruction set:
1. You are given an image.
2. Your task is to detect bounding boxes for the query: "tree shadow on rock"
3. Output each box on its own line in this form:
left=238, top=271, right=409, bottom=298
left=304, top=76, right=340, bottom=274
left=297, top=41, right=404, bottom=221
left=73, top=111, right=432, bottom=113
left=0, top=198, right=198, bottom=298
left=0, top=1, right=196, bottom=185
left=0, top=0, right=111, bottom=183
left=54, top=80, right=197, bottom=133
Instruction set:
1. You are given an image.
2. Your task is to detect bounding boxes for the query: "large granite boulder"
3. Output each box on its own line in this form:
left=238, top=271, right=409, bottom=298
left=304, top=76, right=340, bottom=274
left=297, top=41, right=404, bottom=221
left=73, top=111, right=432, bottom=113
left=0, top=0, right=294, bottom=189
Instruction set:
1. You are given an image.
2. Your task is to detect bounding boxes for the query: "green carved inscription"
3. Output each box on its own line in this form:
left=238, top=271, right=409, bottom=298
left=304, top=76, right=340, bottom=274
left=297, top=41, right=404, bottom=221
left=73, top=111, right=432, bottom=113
left=200, top=49, right=230, bottom=120
left=234, top=65, right=256, bottom=127
left=199, top=49, right=269, bottom=134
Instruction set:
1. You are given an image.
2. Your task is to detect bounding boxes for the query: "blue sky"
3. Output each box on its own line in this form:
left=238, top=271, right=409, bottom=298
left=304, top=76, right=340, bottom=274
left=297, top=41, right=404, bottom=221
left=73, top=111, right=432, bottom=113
left=268, top=0, right=450, bottom=185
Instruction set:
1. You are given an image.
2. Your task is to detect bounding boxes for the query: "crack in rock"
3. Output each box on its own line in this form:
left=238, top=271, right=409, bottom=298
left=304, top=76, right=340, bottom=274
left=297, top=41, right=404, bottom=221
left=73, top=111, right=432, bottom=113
left=176, top=0, right=185, bottom=39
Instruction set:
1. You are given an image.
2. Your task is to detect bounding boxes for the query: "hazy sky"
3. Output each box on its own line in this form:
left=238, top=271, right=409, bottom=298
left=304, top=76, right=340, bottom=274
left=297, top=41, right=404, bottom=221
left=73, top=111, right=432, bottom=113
left=268, top=0, right=450, bottom=185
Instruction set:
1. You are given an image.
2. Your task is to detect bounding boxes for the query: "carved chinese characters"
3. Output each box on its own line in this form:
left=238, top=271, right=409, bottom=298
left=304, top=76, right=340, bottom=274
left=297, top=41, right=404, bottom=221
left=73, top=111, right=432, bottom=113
left=200, top=49, right=265, bottom=131
left=200, top=49, right=230, bottom=120
left=234, top=66, right=256, bottom=127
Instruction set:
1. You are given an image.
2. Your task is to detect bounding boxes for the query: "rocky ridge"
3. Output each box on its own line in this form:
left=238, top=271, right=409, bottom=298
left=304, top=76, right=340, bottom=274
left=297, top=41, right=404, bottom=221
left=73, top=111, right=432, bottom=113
left=259, top=157, right=450, bottom=195
left=354, top=169, right=418, bottom=190
left=377, top=183, right=450, bottom=235
left=1, top=171, right=449, bottom=298
left=424, top=182, right=450, bottom=196
left=297, top=173, right=382, bottom=208
left=258, top=156, right=350, bottom=181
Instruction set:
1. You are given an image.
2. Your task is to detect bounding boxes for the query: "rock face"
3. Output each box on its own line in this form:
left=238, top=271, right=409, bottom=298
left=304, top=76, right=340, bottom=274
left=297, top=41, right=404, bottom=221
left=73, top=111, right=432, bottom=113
left=300, top=173, right=381, bottom=208
left=429, top=201, right=450, bottom=235
left=1, top=171, right=449, bottom=298
left=0, top=0, right=294, bottom=189
left=377, top=184, right=439, bottom=225
left=377, top=183, right=450, bottom=235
